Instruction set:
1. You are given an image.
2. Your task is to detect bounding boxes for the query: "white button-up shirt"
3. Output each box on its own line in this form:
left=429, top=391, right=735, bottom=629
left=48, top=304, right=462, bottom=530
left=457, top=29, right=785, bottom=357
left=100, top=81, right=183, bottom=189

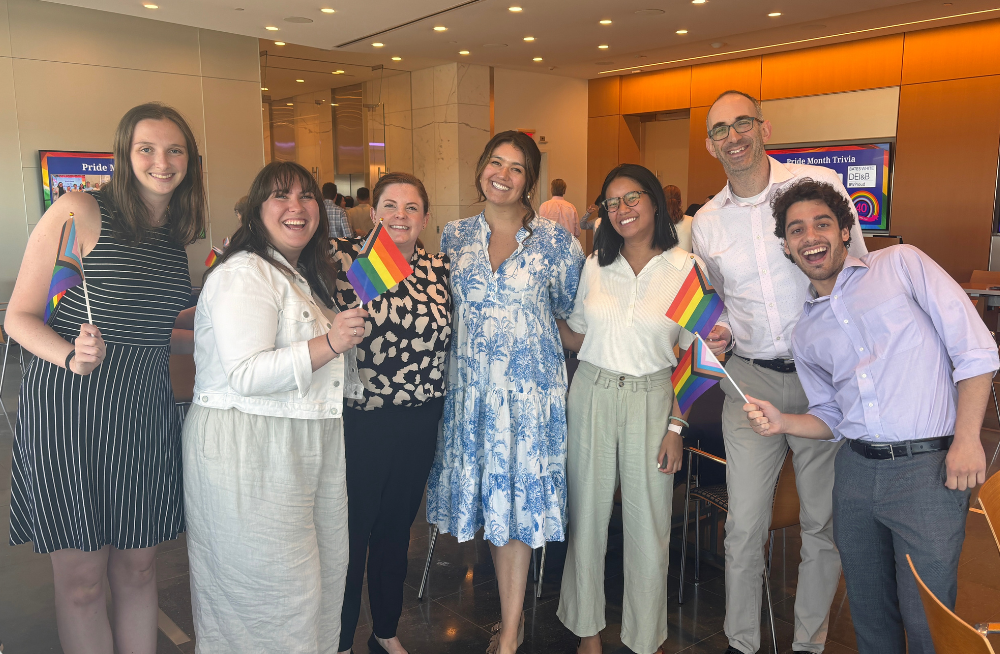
left=691, top=157, right=868, bottom=360
left=567, top=247, right=698, bottom=377
left=193, top=250, right=362, bottom=419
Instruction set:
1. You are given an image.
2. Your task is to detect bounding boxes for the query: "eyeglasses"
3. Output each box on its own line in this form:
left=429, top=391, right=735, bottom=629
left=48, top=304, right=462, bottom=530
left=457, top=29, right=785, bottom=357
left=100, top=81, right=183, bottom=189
left=601, top=190, right=648, bottom=213
left=708, top=117, right=762, bottom=142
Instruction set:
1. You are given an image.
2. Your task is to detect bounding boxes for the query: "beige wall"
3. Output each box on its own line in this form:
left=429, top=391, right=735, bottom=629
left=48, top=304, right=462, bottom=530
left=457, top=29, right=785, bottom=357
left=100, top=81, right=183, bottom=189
left=492, top=68, right=589, bottom=221
left=763, top=87, right=900, bottom=146
left=641, top=118, right=691, bottom=205
left=0, top=0, right=265, bottom=300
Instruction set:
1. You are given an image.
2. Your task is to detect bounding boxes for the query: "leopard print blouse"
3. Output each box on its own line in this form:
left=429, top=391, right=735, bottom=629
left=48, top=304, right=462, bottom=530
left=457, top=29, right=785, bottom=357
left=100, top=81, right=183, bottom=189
left=332, top=237, right=452, bottom=410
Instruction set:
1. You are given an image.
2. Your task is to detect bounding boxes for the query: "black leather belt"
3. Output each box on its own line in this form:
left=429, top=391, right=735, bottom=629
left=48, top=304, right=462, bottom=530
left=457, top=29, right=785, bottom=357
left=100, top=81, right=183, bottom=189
left=735, top=355, right=796, bottom=374
left=849, top=436, right=953, bottom=460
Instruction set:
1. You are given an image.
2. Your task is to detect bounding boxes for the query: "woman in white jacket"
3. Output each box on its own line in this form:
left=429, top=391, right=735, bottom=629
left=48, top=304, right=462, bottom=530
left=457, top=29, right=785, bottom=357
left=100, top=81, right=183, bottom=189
left=183, top=161, right=368, bottom=653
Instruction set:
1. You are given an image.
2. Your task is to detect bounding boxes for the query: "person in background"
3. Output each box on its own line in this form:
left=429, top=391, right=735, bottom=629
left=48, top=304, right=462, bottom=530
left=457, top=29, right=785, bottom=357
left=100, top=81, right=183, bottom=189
left=234, top=194, right=248, bottom=222
left=579, top=197, right=602, bottom=232
left=56, top=181, right=66, bottom=197
left=557, top=164, right=694, bottom=654
left=347, top=186, right=372, bottom=236
left=183, top=161, right=368, bottom=652
left=344, top=197, right=355, bottom=209
left=323, top=182, right=354, bottom=239
left=426, top=130, right=584, bottom=654
left=337, top=193, right=348, bottom=209
left=692, top=90, right=867, bottom=654
left=5, top=102, right=207, bottom=654
left=332, top=172, right=452, bottom=654
left=744, top=178, right=998, bottom=654
left=663, top=184, right=691, bottom=252
left=538, top=178, right=580, bottom=238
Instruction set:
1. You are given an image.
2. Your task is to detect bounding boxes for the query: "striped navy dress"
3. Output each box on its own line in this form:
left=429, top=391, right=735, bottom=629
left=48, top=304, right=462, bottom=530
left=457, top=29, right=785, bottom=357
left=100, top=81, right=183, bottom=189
left=9, top=191, right=190, bottom=553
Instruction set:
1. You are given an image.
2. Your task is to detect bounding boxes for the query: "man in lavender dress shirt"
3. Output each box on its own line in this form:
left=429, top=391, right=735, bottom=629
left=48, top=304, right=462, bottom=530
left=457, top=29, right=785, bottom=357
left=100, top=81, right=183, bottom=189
left=745, top=178, right=999, bottom=654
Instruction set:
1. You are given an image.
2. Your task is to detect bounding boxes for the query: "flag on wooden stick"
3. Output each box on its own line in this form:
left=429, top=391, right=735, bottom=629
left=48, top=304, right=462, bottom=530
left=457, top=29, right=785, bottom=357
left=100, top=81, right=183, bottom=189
left=345, top=221, right=413, bottom=304
left=44, top=215, right=89, bottom=324
left=665, top=259, right=724, bottom=336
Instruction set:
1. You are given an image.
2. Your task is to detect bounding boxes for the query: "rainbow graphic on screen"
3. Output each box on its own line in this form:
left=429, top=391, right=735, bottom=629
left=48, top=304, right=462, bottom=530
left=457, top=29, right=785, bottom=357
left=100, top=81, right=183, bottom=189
left=850, top=190, right=880, bottom=221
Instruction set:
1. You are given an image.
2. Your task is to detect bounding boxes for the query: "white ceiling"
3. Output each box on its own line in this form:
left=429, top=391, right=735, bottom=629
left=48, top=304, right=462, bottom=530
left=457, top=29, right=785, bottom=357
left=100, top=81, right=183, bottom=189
left=48, top=0, right=1000, bottom=99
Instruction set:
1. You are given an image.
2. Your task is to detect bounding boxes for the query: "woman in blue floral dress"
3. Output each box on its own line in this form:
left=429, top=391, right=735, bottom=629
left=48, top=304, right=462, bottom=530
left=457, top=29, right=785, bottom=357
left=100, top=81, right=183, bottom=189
left=427, top=130, right=584, bottom=654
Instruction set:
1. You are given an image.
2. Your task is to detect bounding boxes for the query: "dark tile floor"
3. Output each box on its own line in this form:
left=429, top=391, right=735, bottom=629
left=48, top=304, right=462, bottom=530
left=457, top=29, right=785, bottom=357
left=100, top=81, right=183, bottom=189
left=3, top=346, right=1000, bottom=654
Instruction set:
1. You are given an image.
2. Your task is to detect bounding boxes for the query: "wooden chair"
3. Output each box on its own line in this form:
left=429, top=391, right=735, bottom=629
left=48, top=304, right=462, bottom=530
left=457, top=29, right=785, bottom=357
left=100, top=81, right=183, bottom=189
left=907, top=554, right=996, bottom=654
left=678, top=448, right=799, bottom=654
left=979, top=471, right=1000, bottom=555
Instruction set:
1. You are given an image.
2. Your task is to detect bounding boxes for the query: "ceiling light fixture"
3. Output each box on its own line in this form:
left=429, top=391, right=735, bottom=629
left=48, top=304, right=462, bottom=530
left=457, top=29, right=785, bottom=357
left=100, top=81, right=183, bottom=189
left=532, top=56, right=542, bottom=61
left=676, top=29, right=688, bottom=34
left=508, top=6, right=522, bottom=11
left=265, top=26, right=279, bottom=31
left=768, top=12, right=781, bottom=16
left=459, top=50, right=470, bottom=55
left=598, top=44, right=609, bottom=49
left=372, top=42, right=384, bottom=47
left=274, top=41, right=285, bottom=45
left=296, top=79, right=304, bottom=82
left=261, top=87, right=268, bottom=90
left=392, top=56, right=402, bottom=61
left=599, top=19, right=612, bottom=25
left=524, top=36, right=535, bottom=41
left=434, top=25, right=447, bottom=31
left=143, top=3, right=158, bottom=8
left=332, top=69, right=345, bottom=74
left=286, top=102, right=293, bottom=106
left=692, top=0, right=706, bottom=4
left=321, top=7, right=335, bottom=13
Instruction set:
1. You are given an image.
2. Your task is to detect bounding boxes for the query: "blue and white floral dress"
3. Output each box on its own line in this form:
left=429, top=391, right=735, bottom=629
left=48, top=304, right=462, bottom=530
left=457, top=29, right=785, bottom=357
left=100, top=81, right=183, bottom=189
left=426, top=213, right=585, bottom=548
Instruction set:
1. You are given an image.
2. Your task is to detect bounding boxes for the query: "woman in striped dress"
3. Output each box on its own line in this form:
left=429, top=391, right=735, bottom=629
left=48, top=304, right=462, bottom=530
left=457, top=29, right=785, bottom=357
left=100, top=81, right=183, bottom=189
left=4, top=103, right=206, bottom=653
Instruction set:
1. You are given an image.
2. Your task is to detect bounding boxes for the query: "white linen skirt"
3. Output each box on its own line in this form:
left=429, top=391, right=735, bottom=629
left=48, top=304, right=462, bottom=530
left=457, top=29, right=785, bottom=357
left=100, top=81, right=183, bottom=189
left=182, top=405, right=349, bottom=654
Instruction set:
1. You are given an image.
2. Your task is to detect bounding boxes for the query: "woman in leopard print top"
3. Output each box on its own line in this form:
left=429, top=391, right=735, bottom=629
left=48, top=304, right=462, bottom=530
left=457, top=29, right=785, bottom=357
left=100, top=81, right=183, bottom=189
left=331, top=172, right=451, bottom=654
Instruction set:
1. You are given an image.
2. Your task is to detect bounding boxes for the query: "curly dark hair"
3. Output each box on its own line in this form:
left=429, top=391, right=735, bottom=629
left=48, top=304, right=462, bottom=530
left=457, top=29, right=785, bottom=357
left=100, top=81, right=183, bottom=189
left=772, top=178, right=854, bottom=259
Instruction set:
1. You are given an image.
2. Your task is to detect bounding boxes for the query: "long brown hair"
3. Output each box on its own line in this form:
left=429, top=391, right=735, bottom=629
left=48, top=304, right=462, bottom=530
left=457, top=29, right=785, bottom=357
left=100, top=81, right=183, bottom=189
left=104, top=102, right=207, bottom=245
left=474, top=130, right=541, bottom=239
left=662, top=184, right=684, bottom=224
left=206, top=161, right=339, bottom=307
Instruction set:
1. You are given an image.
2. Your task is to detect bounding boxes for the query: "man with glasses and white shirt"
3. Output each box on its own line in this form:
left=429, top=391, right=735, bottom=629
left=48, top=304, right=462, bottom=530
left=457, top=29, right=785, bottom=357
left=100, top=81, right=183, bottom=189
left=691, top=90, right=867, bottom=654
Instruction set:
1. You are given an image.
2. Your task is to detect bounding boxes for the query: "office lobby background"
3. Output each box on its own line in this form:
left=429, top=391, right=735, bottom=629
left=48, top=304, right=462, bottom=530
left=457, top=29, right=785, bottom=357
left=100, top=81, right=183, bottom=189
left=2, top=0, right=1000, bottom=298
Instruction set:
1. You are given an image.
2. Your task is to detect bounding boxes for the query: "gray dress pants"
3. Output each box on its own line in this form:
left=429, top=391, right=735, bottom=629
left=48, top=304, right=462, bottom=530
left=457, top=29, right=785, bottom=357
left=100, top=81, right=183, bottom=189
left=720, top=356, right=843, bottom=654
left=833, top=445, right=970, bottom=654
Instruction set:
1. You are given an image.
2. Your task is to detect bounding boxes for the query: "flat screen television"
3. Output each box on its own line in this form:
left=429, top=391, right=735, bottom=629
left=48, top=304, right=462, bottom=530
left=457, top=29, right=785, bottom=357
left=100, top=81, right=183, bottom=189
left=39, top=150, right=115, bottom=211
left=767, top=141, right=893, bottom=233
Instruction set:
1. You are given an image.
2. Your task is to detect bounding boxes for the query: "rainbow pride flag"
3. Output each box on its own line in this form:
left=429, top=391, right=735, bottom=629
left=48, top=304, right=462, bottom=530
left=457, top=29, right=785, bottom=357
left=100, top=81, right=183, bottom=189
left=44, top=217, right=85, bottom=323
left=672, top=335, right=728, bottom=414
left=204, top=246, right=221, bottom=267
left=666, top=259, right=724, bottom=336
left=345, top=222, right=413, bottom=304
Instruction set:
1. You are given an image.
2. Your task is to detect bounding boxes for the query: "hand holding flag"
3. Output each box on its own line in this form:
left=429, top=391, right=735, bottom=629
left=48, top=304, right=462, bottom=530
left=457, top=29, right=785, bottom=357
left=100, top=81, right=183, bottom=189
left=346, top=221, right=413, bottom=304
left=45, top=213, right=92, bottom=325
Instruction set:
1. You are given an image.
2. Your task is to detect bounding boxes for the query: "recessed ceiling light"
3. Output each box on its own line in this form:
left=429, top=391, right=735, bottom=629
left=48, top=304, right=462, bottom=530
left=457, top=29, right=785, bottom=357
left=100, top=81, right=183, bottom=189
left=391, top=56, right=402, bottom=61
left=143, top=3, right=158, bottom=8
left=372, top=42, right=384, bottom=47
left=532, top=57, right=542, bottom=61
left=261, top=87, right=268, bottom=90
left=768, top=11, right=782, bottom=16
left=598, top=44, right=609, bottom=49
left=265, top=26, right=279, bottom=31
left=434, top=26, right=447, bottom=31
left=296, top=79, right=304, bottom=82
left=524, top=36, right=535, bottom=41
left=332, top=69, right=345, bottom=74
left=286, top=102, right=293, bottom=106
left=676, top=29, right=688, bottom=34
left=320, top=7, right=335, bottom=13
left=459, top=50, right=470, bottom=55
left=599, top=19, right=612, bottom=25
left=509, top=6, right=522, bottom=11
left=692, top=0, right=706, bottom=4
left=274, top=41, right=285, bottom=45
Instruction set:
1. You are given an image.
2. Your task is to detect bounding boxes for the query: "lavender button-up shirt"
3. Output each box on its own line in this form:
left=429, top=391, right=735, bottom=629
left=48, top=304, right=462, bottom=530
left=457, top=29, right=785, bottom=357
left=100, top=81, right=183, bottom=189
left=792, top=245, right=999, bottom=442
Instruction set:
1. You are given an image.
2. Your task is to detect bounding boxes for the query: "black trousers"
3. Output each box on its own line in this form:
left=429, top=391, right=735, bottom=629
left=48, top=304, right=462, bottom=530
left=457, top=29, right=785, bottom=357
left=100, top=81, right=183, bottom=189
left=338, top=398, right=443, bottom=650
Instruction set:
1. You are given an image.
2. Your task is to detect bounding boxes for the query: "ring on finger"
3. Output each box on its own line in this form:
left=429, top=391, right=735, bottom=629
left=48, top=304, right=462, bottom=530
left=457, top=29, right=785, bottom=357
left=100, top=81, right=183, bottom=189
left=352, top=328, right=357, bottom=336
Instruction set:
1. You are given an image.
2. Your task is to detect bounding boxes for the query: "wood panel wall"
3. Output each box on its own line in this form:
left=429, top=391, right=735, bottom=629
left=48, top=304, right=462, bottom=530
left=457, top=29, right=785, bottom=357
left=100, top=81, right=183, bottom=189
left=587, top=17, right=1000, bottom=278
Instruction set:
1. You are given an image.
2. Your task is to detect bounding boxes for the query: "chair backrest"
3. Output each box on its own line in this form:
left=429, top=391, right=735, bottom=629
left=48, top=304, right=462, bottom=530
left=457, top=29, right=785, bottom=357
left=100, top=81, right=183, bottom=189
left=863, top=235, right=902, bottom=252
left=169, top=354, right=195, bottom=404
left=978, top=472, right=1000, bottom=554
left=971, top=270, right=1000, bottom=286
left=907, top=554, right=996, bottom=654
left=769, top=450, right=800, bottom=531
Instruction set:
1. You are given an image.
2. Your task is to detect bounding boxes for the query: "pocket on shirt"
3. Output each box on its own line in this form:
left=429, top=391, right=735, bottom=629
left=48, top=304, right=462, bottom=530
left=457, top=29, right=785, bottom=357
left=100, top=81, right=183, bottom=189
left=861, top=293, right=923, bottom=360
left=281, top=301, right=321, bottom=344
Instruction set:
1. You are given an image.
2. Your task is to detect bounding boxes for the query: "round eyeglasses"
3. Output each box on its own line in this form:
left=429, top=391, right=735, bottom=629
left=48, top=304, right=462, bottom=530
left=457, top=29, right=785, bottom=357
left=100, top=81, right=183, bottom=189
left=601, top=190, right=648, bottom=213
left=708, top=117, right=762, bottom=142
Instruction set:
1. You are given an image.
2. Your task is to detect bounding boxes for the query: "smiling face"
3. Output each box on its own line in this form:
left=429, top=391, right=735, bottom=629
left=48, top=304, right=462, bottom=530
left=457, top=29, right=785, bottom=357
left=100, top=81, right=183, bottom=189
left=705, top=94, right=770, bottom=178
left=782, top=199, right=851, bottom=292
left=130, top=118, right=189, bottom=206
left=373, top=183, right=428, bottom=256
left=479, top=142, right=528, bottom=208
left=604, top=176, right=657, bottom=247
left=260, top=179, right=320, bottom=267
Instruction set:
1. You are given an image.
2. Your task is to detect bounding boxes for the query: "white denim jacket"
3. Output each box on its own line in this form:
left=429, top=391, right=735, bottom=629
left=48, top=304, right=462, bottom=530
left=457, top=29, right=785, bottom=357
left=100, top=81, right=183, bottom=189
left=192, top=250, right=363, bottom=419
